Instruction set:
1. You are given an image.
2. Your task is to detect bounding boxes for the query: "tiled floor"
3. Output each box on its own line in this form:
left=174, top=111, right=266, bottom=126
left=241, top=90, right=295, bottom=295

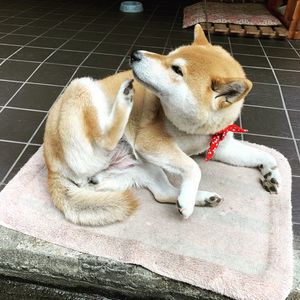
left=0, top=0, right=299, bottom=239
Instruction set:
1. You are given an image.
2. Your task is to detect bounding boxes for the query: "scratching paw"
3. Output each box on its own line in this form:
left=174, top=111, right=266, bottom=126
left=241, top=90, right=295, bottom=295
left=121, top=79, right=134, bottom=102
left=196, top=191, right=223, bottom=207
left=258, top=164, right=281, bottom=194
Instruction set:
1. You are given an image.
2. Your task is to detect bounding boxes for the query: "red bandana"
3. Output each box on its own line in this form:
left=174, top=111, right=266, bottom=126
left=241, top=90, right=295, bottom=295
left=205, top=124, right=248, bottom=161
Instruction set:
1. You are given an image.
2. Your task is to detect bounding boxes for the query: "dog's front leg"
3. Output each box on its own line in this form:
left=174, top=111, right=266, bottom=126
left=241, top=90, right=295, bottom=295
left=136, top=138, right=202, bottom=218
left=212, top=132, right=281, bottom=193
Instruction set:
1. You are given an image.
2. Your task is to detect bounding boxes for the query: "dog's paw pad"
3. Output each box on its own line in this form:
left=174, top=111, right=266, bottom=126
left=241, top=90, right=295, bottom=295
left=195, top=191, right=223, bottom=207
left=204, top=195, right=223, bottom=207
left=260, top=177, right=279, bottom=194
left=260, top=167, right=280, bottom=194
left=258, top=164, right=281, bottom=194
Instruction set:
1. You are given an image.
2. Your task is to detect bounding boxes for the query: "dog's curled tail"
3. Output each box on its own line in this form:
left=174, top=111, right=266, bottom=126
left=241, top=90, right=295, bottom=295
left=48, top=172, right=138, bottom=226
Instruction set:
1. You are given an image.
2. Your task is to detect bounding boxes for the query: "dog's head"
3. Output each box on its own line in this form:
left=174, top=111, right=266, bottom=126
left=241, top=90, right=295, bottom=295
left=130, top=25, right=252, bottom=134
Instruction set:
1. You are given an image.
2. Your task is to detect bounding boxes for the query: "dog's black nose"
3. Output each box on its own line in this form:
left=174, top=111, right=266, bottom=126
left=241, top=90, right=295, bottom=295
left=130, top=50, right=142, bottom=63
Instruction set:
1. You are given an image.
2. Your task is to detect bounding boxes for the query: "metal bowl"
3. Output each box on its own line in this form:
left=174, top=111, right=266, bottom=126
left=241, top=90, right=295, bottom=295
left=120, top=1, right=144, bottom=13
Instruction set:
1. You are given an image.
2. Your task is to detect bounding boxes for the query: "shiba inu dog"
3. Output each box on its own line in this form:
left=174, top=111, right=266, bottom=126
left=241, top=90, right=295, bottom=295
left=44, top=25, right=281, bottom=226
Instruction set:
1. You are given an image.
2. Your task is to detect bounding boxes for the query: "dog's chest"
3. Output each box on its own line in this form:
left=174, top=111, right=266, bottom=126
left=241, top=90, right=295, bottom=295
left=165, top=120, right=211, bottom=156
left=175, top=134, right=211, bottom=156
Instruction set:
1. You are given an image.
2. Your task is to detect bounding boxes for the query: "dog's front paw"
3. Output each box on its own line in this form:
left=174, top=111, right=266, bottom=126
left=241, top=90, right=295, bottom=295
left=196, top=191, right=223, bottom=207
left=176, top=198, right=194, bottom=219
left=259, top=164, right=281, bottom=194
left=120, top=79, right=134, bottom=103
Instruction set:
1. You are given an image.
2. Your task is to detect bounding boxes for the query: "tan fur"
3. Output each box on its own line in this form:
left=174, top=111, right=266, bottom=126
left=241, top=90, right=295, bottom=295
left=44, top=77, right=138, bottom=226
left=47, top=171, right=138, bottom=226
left=83, top=103, right=101, bottom=142
left=44, top=25, right=253, bottom=225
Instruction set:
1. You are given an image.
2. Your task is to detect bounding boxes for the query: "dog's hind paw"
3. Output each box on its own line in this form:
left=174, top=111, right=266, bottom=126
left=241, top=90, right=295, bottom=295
left=120, top=79, right=134, bottom=102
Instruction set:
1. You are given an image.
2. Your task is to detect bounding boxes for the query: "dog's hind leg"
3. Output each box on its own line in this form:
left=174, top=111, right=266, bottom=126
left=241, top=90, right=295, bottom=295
left=93, top=163, right=179, bottom=203
left=134, top=163, right=179, bottom=203
left=100, top=79, right=134, bottom=151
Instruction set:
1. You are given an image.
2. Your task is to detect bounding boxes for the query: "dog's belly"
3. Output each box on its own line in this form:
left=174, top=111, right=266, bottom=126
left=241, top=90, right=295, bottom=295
left=106, top=137, right=137, bottom=171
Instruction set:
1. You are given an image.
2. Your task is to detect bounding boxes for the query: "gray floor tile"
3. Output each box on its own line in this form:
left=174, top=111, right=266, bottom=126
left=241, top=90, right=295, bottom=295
left=242, top=106, right=292, bottom=138
left=246, top=83, right=282, bottom=108
left=0, top=108, right=45, bottom=142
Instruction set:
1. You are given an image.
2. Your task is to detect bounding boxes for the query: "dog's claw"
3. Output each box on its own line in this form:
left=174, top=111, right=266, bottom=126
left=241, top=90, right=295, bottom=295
left=176, top=200, right=194, bottom=219
left=123, top=79, right=134, bottom=97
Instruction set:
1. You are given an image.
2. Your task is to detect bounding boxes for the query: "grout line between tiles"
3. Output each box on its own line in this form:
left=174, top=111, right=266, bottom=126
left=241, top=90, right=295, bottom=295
left=287, top=40, right=300, bottom=58
left=244, top=103, right=300, bottom=112
left=5, top=106, right=48, bottom=113
left=258, top=39, right=300, bottom=162
left=233, top=52, right=300, bottom=60
left=0, top=78, right=65, bottom=87
left=252, top=82, right=300, bottom=88
left=230, top=41, right=297, bottom=50
left=0, top=138, right=41, bottom=146
left=244, top=132, right=294, bottom=140
left=7, top=58, right=122, bottom=66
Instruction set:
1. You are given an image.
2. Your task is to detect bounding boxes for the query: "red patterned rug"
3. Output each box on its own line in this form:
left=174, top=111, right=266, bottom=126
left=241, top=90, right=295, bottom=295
left=183, top=2, right=282, bottom=28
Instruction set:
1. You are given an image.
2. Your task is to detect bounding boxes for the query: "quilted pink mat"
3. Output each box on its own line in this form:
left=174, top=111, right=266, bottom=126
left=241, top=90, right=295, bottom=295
left=183, top=2, right=282, bottom=28
left=0, top=143, right=293, bottom=300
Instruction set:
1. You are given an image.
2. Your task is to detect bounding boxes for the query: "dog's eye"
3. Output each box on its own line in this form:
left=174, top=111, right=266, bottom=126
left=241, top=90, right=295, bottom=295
left=171, top=65, right=183, bottom=76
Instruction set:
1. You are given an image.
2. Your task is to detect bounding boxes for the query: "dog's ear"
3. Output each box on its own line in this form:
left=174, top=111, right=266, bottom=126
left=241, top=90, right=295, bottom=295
left=193, top=24, right=210, bottom=46
left=212, top=78, right=253, bottom=109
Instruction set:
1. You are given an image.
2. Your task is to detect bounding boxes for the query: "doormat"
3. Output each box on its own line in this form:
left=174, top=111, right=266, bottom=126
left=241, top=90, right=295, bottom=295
left=0, top=143, right=293, bottom=300
left=183, top=2, right=287, bottom=38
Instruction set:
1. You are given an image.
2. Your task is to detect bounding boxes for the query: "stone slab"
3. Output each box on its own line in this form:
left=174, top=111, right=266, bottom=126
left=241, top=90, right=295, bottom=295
left=0, top=225, right=299, bottom=300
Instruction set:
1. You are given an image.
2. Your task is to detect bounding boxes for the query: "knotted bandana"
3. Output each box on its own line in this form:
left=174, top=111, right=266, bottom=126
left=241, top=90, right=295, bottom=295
left=206, top=124, right=248, bottom=161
